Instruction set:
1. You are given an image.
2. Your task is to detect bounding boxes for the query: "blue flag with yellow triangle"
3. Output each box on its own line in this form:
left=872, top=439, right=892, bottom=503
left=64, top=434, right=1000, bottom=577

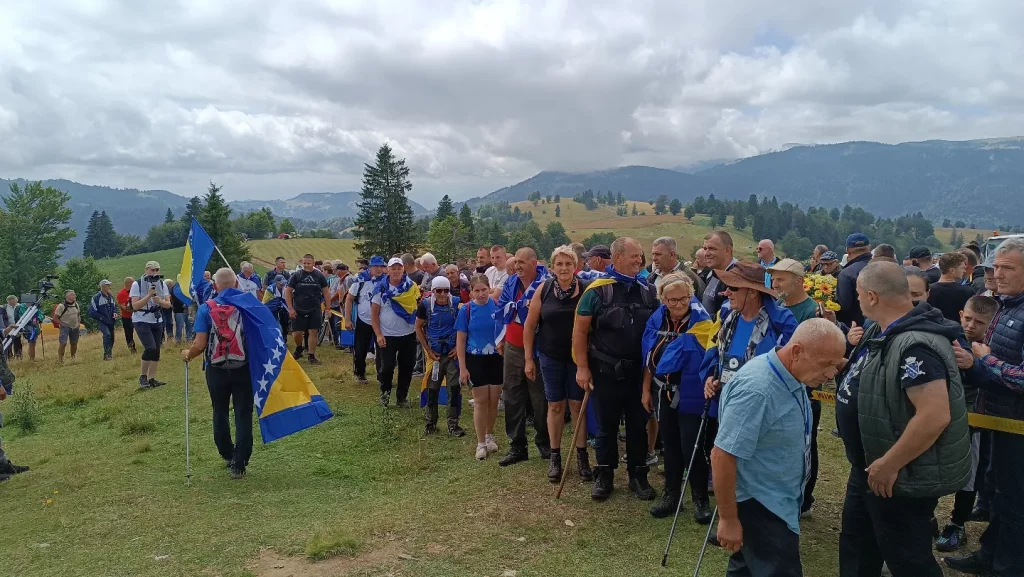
left=214, top=288, right=334, bottom=443
left=172, top=218, right=216, bottom=306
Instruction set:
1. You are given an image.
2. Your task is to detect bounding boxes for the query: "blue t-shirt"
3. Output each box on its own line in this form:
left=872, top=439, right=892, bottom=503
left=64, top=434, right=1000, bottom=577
left=727, top=317, right=756, bottom=358
left=715, top=350, right=812, bottom=535
left=192, top=302, right=214, bottom=335
left=455, top=300, right=499, bottom=355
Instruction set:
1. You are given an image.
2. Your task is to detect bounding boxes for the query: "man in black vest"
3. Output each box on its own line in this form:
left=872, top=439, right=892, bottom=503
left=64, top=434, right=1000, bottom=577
left=946, top=237, right=1024, bottom=577
left=700, top=230, right=738, bottom=320
left=573, top=237, right=659, bottom=502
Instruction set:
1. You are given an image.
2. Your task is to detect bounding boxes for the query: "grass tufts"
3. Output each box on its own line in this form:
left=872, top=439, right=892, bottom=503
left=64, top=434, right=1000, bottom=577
left=117, top=415, right=156, bottom=436
left=132, top=441, right=151, bottom=453
left=6, top=382, right=41, bottom=434
left=304, top=531, right=362, bottom=561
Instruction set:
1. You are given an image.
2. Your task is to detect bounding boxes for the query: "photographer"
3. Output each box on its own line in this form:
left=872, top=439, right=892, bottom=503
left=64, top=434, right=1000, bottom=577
left=129, top=261, right=172, bottom=389
left=1, top=323, right=30, bottom=480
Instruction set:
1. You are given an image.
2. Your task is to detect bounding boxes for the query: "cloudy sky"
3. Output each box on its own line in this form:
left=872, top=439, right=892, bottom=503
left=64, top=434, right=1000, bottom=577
left=2, top=0, right=1023, bottom=205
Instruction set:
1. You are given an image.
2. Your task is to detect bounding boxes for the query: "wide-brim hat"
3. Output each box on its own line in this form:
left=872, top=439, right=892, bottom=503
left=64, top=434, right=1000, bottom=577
left=715, top=261, right=777, bottom=297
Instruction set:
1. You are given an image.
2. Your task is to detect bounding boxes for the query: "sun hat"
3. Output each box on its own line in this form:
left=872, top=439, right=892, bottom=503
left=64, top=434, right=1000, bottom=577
left=767, top=258, right=806, bottom=278
left=369, top=256, right=386, bottom=267
left=714, top=261, right=777, bottom=297
left=145, top=260, right=161, bottom=270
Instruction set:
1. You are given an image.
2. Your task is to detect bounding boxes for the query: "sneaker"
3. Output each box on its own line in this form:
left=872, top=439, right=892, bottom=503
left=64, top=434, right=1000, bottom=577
left=498, top=449, right=528, bottom=467
left=628, top=476, right=657, bottom=501
left=293, top=345, right=305, bottom=360
left=139, top=376, right=152, bottom=389
left=475, top=445, right=488, bottom=460
left=944, top=551, right=994, bottom=575
left=396, top=399, right=411, bottom=409
left=645, top=451, right=658, bottom=466
left=969, top=507, right=990, bottom=522
left=694, top=498, right=713, bottom=525
left=148, top=378, right=166, bottom=388
left=357, top=377, right=368, bottom=385
left=366, top=352, right=375, bottom=360
left=485, top=435, right=499, bottom=453
left=547, top=452, right=563, bottom=484
left=591, top=468, right=613, bottom=501
left=448, top=424, right=466, bottom=437
left=935, top=524, right=966, bottom=552
left=649, top=489, right=681, bottom=518
left=831, top=427, right=840, bottom=438
left=229, top=467, right=246, bottom=480
left=577, top=448, right=593, bottom=481
left=424, top=423, right=437, bottom=435
left=307, top=356, right=322, bottom=366
left=380, top=391, right=391, bottom=407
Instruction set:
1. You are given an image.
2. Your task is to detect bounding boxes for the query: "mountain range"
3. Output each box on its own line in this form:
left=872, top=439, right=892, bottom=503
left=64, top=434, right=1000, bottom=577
left=465, top=138, right=1024, bottom=227
left=0, top=180, right=426, bottom=259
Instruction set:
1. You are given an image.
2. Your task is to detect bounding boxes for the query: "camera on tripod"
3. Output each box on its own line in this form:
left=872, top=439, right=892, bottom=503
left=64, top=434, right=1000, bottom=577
left=37, top=274, right=59, bottom=293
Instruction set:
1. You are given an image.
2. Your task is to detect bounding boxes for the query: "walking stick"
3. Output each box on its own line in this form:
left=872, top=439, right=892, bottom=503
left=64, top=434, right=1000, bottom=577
left=692, top=507, right=719, bottom=577
left=662, top=399, right=712, bottom=567
left=555, top=389, right=591, bottom=499
left=184, top=360, right=192, bottom=487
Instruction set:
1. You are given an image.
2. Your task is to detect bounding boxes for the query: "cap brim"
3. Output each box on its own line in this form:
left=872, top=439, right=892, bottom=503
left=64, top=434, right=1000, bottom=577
left=715, top=269, right=778, bottom=297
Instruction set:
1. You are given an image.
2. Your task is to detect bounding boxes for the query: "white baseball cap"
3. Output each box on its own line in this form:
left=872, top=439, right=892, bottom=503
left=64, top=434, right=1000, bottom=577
left=387, top=257, right=404, bottom=267
left=430, top=276, right=451, bottom=290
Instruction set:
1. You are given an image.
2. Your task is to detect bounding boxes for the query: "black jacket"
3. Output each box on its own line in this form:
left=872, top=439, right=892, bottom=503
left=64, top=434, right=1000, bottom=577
left=837, top=252, right=872, bottom=327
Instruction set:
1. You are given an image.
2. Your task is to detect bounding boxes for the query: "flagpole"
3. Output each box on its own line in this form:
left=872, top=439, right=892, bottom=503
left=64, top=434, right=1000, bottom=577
left=213, top=244, right=233, bottom=270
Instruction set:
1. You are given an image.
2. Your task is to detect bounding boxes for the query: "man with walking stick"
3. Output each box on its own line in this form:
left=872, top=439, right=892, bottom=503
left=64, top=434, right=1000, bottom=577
left=707, top=319, right=846, bottom=577
left=181, top=268, right=254, bottom=480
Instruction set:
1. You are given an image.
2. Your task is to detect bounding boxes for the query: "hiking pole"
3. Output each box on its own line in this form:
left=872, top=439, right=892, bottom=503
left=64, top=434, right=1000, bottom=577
left=556, top=389, right=591, bottom=499
left=692, top=506, right=719, bottom=577
left=662, top=399, right=712, bottom=567
left=184, top=360, right=192, bottom=487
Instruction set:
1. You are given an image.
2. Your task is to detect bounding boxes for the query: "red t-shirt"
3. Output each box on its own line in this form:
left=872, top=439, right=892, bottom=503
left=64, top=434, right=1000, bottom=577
left=505, top=286, right=526, bottom=348
left=116, top=288, right=133, bottom=319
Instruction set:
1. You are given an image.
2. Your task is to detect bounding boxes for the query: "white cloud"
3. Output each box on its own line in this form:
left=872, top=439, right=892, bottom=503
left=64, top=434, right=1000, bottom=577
left=1, top=0, right=1023, bottom=205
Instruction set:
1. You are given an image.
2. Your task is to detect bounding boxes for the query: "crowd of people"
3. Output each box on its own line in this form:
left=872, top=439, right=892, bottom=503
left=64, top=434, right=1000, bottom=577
left=2, top=229, right=1023, bottom=577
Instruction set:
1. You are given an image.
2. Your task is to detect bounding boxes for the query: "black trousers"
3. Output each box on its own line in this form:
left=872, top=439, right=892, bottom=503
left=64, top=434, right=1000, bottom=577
left=727, top=499, right=803, bottom=577
left=503, top=344, right=549, bottom=452
left=206, top=365, right=254, bottom=469
left=978, top=431, right=1024, bottom=576
left=273, top=308, right=289, bottom=339
left=353, top=318, right=376, bottom=378
left=6, top=335, right=21, bottom=359
left=659, top=396, right=717, bottom=500
left=377, top=333, right=416, bottom=401
left=121, top=317, right=136, bottom=351
left=590, top=360, right=648, bottom=478
left=838, top=467, right=942, bottom=577
left=803, top=398, right=822, bottom=511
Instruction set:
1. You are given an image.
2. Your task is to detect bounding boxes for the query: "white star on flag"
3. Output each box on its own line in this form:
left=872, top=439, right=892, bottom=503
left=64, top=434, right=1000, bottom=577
left=263, top=361, right=276, bottom=375
left=254, top=393, right=262, bottom=409
left=272, top=347, right=282, bottom=361
left=258, top=378, right=268, bottom=392
left=275, top=336, right=285, bottom=349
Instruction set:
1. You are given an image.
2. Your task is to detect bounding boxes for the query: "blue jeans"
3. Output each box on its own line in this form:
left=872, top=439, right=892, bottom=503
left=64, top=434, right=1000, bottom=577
left=174, top=312, right=191, bottom=342
left=538, top=354, right=584, bottom=402
left=98, top=323, right=114, bottom=357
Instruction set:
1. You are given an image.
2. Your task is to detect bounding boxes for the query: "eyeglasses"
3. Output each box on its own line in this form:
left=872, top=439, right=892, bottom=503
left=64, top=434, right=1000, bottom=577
left=433, top=289, right=450, bottom=294
left=664, top=297, right=689, bottom=306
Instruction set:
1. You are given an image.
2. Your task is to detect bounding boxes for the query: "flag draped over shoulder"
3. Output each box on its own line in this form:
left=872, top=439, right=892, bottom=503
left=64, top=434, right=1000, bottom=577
left=641, top=296, right=718, bottom=375
left=215, top=289, right=334, bottom=443
left=495, top=265, right=549, bottom=344
left=374, top=275, right=420, bottom=324
left=172, top=218, right=216, bottom=306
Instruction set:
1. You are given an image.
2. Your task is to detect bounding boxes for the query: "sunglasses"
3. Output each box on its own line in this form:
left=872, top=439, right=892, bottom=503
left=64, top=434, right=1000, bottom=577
left=433, top=289, right=450, bottom=294
left=725, top=285, right=741, bottom=292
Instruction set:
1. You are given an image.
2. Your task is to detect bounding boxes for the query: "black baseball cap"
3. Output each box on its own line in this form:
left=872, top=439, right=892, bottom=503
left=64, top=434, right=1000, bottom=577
left=908, top=246, right=932, bottom=259
left=583, top=245, right=611, bottom=259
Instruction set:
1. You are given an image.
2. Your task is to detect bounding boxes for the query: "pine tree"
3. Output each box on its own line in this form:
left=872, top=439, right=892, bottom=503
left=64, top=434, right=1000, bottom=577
left=83, top=211, right=101, bottom=258
left=654, top=195, right=668, bottom=215
left=554, top=194, right=561, bottom=203
left=684, top=205, right=696, bottom=220
left=164, top=208, right=175, bottom=224
left=354, top=143, right=416, bottom=257
left=199, top=182, right=250, bottom=269
left=182, top=196, right=203, bottom=223
left=631, top=203, right=638, bottom=216
left=734, top=211, right=748, bottom=230
left=617, top=191, right=625, bottom=206
left=436, top=194, right=456, bottom=221
left=458, top=203, right=476, bottom=254
left=747, top=194, right=759, bottom=216
left=669, top=198, right=682, bottom=215
left=555, top=205, right=561, bottom=218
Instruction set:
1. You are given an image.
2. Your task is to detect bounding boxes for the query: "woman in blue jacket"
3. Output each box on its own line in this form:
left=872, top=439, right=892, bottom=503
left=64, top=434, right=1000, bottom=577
left=641, top=272, right=719, bottom=523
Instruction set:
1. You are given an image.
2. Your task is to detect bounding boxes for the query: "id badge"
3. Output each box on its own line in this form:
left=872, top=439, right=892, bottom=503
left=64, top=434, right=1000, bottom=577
left=720, top=354, right=744, bottom=385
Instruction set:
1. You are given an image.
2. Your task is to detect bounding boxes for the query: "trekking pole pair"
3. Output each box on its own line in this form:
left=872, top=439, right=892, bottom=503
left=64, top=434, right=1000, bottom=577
left=661, top=399, right=712, bottom=567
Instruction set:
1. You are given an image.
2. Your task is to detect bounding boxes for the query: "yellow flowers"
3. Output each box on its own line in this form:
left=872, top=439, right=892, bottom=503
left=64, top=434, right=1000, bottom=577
left=804, top=274, right=842, bottom=311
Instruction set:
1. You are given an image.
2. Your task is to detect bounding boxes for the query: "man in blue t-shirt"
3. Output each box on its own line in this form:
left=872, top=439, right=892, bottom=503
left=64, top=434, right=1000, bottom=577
left=415, top=276, right=462, bottom=437
left=180, top=267, right=254, bottom=480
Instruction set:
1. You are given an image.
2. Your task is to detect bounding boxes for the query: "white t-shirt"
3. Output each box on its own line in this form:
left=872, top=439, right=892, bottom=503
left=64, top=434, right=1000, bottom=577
left=236, top=273, right=261, bottom=297
left=129, top=278, right=169, bottom=324
left=485, top=266, right=508, bottom=293
left=351, top=279, right=376, bottom=325
left=371, top=292, right=416, bottom=337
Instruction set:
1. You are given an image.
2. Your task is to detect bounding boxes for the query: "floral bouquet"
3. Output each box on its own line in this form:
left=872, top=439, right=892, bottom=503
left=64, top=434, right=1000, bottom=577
left=804, top=273, right=841, bottom=312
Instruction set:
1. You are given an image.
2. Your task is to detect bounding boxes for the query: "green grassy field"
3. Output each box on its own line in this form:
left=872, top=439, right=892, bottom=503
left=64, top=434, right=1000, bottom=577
left=0, top=334, right=976, bottom=577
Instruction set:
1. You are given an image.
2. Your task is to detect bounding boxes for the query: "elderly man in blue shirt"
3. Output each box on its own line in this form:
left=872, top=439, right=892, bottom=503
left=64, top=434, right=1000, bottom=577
left=708, top=318, right=847, bottom=577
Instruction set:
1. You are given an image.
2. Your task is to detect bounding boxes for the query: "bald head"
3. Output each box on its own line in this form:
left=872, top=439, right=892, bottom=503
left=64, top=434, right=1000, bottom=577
left=782, top=318, right=847, bottom=387
left=858, top=262, right=911, bottom=301
left=757, top=239, right=776, bottom=262
left=214, top=267, right=236, bottom=291
left=515, top=247, right=537, bottom=263
left=791, top=318, right=846, bottom=353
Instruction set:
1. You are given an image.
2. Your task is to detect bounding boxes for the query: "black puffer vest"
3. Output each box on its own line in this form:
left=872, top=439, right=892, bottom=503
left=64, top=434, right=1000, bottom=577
left=980, top=293, right=1024, bottom=421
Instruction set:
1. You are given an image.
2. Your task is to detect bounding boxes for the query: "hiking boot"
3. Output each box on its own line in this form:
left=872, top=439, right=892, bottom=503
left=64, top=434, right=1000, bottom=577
left=139, top=376, right=152, bottom=389
left=396, top=399, right=411, bottom=409
left=229, top=467, right=246, bottom=480
left=293, top=345, right=304, bottom=359
left=547, top=452, right=563, bottom=484
left=694, top=497, right=713, bottom=525
left=936, top=524, right=966, bottom=552
left=591, top=467, right=613, bottom=501
left=537, top=445, right=552, bottom=459
left=969, top=507, right=990, bottom=522
left=149, top=378, right=166, bottom=388
left=629, top=476, right=656, bottom=501
left=526, top=414, right=535, bottom=428
left=0, top=474, right=10, bottom=482
left=448, top=424, right=466, bottom=437
left=577, top=448, right=593, bottom=481
left=498, top=449, right=528, bottom=467
left=944, top=551, right=994, bottom=575
left=308, top=356, right=322, bottom=366
left=0, top=460, right=29, bottom=475
left=103, top=354, right=112, bottom=361
left=649, top=489, right=681, bottom=518
left=424, top=423, right=437, bottom=435
left=380, top=391, right=391, bottom=407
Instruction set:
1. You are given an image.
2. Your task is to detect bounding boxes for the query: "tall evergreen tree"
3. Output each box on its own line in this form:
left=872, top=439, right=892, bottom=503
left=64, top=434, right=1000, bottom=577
left=182, top=196, right=203, bottom=223
left=555, top=205, right=561, bottom=218
left=82, top=210, right=120, bottom=259
left=458, top=203, right=475, bottom=251
left=83, top=211, right=101, bottom=258
left=436, top=194, right=456, bottom=221
left=554, top=194, right=561, bottom=203
left=164, top=207, right=175, bottom=224
left=199, top=182, right=250, bottom=269
left=0, top=181, right=76, bottom=297
left=354, top=143, right=416, bottom=257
